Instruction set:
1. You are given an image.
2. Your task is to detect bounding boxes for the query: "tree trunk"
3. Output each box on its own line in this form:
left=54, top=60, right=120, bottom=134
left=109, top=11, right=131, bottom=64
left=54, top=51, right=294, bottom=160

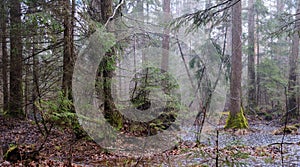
left=91, top=0, right=124, bottom=128
left=137, top=0, right=147, bottom=63
left=24, top=57, right=30, bottom=117
left=287, top=1, right=300, bottom=117
left=230, top=0, right=242, bottom=116
left=101, top=0, right=114, bottom=115
left=256, top=13, right=261, bottom=106
left=225, top=0, right=248, bottom=129
left=62, top=0, right=75, bottom=101
left=247, top=0, right=256, bottom=109
left=1, top=0, right=8, bottom=112
left=137, top=0, right=144, bottom=13
left=32, top=40, right=39, bottom=117
left=223, top=9, right=232, bottom=112
left=161, top=0, right=170, bottom=72
left=9, top=0, right=24, bottom=118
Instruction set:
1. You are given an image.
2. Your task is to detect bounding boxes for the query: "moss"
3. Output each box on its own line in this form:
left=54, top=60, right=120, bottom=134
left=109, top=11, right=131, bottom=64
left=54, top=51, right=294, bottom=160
left=4, top=145, right=17, bottom=159
left=264, top=114, right=273, bottom=121
left=110, top=110, right=123, bottom=130
left=4, top=144, right=20, bottom=162
left=129, top=124, right=145, bottom=133
left=224, top=107, right=249, bottom=129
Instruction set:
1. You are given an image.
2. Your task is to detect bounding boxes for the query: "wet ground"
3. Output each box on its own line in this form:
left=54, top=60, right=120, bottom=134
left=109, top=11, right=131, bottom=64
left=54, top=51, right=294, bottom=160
left=177, top=120, right=300, bottom=167
left=1, top=115, right=300, bottom=166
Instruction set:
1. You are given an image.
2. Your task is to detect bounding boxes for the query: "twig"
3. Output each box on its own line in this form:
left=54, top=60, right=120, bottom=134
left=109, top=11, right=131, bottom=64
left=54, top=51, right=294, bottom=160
left=216, top=130, right=219, bottom=167
left=133, top=156, right=143, bottom=167
left=104, top=0, right=125, bottom=27
left=172, top=0, right=239, bottom=31
left=176, top=38, right=205, bottom=112
left=280, top=103, right=297, bottom=166
left=268, top=142, right=298, bottom=146
left=199, top=24, right=229, bottom=141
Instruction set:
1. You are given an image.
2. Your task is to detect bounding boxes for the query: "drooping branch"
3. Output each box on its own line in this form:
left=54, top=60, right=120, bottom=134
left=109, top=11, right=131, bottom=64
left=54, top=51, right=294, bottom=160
left=171, top=0, right=240, bottom=31
left=270, top=13, right=300, bottom=37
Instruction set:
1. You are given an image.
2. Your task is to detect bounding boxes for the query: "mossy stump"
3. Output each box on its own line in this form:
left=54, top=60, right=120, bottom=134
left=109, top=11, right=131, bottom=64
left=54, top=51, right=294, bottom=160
left=225, top=107, right=249, bottom=129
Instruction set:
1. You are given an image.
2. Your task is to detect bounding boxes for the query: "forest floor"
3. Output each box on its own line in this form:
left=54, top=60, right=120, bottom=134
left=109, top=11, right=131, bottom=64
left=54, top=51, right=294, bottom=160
left=0, top=114, right=300, bottom=167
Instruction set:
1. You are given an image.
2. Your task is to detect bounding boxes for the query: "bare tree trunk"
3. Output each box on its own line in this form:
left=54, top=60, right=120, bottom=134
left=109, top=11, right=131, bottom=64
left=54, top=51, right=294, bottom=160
left=24, top=57, right=30, bottom=117
left=32, top=40, right=39, bottom=117
left=225, top=0, right=248, bottom=129
left=230, top=0, right=242, bottom=116
left=137, top=0, right=144, bottom=13
left=287, top=0, right=300, bottom=117
left=161, top=0, right=170, bottom=72
left=256, top=13, right=261, bottom=106
left=272, top=0, right=284, bottom=108
left=62, top=0, right=75, bottom=101
left=223, top=10, right=232, bottom=112
left=9, top=0, right=24, bottom=118
left=1, top=0, right=8, bottom=112
left=137, top=0, right=147, bottom=63
left=247, top=0, right=256, bottom=109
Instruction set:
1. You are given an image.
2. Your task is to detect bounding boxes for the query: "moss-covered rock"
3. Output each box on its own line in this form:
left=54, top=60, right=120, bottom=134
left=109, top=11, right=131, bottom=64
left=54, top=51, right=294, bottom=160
left=224, top=107, right=249, bottom=129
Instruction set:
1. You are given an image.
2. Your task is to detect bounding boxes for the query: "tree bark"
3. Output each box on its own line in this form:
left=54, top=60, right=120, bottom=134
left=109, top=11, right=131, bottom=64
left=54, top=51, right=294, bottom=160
left=9, top=0, right=24, bottom=118
left=1, top=0, right=8, bottom=112
left=24, top=56, right=30, bottom=116
left=62, top=0, right=75, bottom=101
left=225, top=0, right=248, bottom=129
left=247, top=0, right=256, bottom=109
left=230, top=0, right=242, bottom=116
left=161, top=0, right=170, bottom=72
left=32, top=39, right=39, bottom=117
left=136, top=0, right=147, bottom=63
left=256, top=12, right=261, bottom=106
left=91, top=0, right=124, bottom=128
left=287, top=0, right=300, bottom=117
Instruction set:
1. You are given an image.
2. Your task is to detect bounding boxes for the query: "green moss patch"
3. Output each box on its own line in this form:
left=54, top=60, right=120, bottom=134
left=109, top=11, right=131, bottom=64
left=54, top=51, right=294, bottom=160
left=4, top=145, right=21, bottom=162
left=225, top=107, right=249, bottom=129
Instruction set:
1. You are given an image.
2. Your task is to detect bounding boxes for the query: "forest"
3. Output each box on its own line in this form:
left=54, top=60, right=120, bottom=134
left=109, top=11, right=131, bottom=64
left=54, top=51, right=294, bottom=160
left=0, top=0, right=299, bottom=166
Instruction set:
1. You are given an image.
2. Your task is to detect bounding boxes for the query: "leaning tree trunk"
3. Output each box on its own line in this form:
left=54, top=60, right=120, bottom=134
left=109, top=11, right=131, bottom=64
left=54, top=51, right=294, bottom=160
left=225, top=0, right=248, bottom=129
left=9, top=0, right=24, bottom=118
